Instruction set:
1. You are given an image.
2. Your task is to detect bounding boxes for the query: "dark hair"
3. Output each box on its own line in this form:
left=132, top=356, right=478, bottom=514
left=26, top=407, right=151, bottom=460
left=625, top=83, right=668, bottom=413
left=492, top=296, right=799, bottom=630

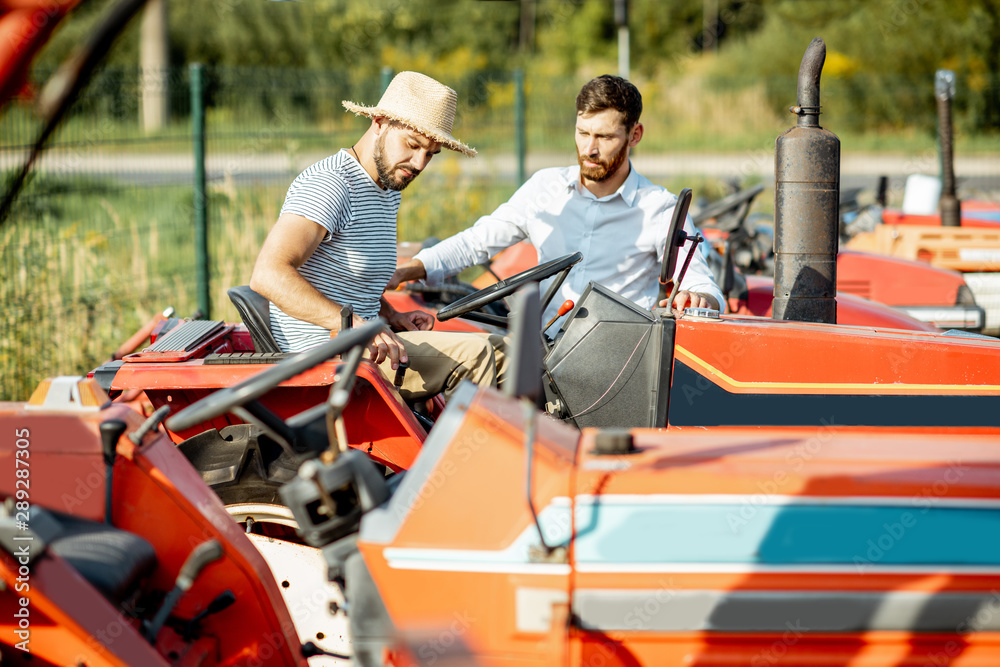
left=575, top=75, right=642, bottom=129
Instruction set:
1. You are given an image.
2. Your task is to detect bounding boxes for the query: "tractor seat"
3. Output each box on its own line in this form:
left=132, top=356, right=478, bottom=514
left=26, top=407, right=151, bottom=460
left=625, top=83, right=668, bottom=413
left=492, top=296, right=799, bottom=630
left=48, top=513, right=158, bottom=606
left=228, top=285, right=281, bottom=354
left=0, top=508, right=158, bottom=607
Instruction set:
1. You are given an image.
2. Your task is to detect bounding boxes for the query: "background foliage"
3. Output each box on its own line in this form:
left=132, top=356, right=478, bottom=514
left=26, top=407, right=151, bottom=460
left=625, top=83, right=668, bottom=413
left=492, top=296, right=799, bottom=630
left=32, top=0, right=1000, bottom=135
left=3, top=0, right=999, bottom=398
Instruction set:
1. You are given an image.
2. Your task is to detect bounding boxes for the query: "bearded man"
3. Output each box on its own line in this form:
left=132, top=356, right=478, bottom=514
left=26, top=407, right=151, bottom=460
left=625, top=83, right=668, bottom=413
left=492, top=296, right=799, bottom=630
left=250, top=71, right=505, bottom=400
left=390, top=74, right=724, bottom=323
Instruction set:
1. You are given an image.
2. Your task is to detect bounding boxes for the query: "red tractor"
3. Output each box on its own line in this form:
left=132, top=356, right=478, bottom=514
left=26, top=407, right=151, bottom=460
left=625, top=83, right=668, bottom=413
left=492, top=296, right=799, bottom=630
left=4, top=13, right=1000, bottom=665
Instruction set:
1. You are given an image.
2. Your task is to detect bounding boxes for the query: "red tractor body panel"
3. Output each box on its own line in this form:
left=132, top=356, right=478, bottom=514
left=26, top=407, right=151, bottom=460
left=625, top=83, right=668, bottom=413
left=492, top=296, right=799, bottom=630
left=882, top=202, right=1000, bottom=228
left=357, top=385, right=1000, bottom=666
left=730, top=275, right=941, bottom=331
left=106, top=320, right=428, bottom=472
left=0, top=398, right=306, bottom=665
left=836, top=250, right=965, bottom=305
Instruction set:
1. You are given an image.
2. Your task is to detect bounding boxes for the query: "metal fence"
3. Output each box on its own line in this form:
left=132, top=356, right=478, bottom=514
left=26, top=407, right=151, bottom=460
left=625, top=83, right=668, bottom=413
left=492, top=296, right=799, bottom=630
left=3, top=66, right=193, bottom=400
left=2, top=64, right=998, bottom=399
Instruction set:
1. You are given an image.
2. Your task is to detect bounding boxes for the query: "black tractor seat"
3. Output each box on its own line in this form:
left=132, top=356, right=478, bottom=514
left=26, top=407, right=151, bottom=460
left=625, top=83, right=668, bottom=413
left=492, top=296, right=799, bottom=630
left=49, top=514, right=157, bottom=606
left=1, top=507, right=157, bottom=608
left=228, top=285, right=281, bottom=354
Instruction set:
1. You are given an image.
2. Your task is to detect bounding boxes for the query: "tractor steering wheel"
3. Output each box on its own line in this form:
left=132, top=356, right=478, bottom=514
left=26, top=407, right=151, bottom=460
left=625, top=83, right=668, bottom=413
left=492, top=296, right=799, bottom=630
left=436, top=252, right=583, bottom=322
left=166, top=320, right=386, bottom=433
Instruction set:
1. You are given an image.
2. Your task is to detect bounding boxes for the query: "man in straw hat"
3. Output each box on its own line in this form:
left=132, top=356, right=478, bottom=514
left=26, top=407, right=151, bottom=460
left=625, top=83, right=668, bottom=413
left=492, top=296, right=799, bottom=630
left=250, top=71, right=504, bottom=400
left=389, top=74, right=723, bottom=324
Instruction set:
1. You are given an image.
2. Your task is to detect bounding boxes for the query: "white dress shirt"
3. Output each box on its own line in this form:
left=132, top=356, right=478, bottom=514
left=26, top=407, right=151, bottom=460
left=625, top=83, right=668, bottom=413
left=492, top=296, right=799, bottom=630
left=415, top=163, right=725, bottom=323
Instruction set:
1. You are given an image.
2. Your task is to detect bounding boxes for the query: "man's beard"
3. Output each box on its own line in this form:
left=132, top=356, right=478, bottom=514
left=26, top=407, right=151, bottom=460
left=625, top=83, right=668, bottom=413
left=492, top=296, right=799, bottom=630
left=578, top=141, right=628, bottom=182
left=373, top=131, right=420, bottom=191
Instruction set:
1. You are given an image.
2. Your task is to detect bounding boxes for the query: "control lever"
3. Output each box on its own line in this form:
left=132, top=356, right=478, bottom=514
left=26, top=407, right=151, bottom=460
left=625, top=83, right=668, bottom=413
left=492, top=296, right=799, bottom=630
left=112, top=306, right=176, bottom=360
left=300, top=459, right=340, bottom=518
left=128, top=404, right=170, bottom=445
left=543, top=300, right=574, bottom=334
left=341, top=304, right=353, bottom=332
left=143, top=539, right=223, bottom=643
left=393, top=360, right=409, bottom=389
left=302, top=642, right=350, bottom=660
left=182, top=589, right=235, bottom=641
left=324, top=343, right=368, bottom=457
left=98, top=420, right=127, bottom=525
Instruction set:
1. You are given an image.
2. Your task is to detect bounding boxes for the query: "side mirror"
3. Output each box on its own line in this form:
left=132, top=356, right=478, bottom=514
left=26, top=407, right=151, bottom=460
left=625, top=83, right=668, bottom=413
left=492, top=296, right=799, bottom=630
left=658, top=188, right=694, bottom=304
left=504, top=284, right=542, bottom=402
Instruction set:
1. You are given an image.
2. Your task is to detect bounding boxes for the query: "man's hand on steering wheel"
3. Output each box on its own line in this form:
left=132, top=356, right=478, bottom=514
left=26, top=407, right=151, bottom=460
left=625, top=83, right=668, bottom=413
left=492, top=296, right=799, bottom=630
left=388, top=309, right=434, bottom=332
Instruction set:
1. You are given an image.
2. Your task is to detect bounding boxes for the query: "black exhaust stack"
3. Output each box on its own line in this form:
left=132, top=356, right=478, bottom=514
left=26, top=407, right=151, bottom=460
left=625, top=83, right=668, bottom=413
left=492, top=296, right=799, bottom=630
left=936, top=69, right=961, bottom=227
left=773, top=37, right=840, bottom=324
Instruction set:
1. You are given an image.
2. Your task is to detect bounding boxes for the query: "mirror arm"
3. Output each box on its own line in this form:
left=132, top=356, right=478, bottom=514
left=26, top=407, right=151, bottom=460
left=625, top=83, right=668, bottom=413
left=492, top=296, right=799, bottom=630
left=665, top=235, right=705, bottom=311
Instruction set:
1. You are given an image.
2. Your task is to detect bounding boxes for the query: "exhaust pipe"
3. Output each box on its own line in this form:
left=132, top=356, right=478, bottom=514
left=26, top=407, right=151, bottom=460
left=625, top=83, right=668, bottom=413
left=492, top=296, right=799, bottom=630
left=773, top=37, right=840, bottom=324
left=936, top=69, right=961, bottom=227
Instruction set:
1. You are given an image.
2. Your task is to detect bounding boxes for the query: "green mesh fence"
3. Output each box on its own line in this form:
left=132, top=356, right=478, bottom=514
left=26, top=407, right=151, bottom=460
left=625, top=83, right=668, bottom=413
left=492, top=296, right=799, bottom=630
left=2, top=67, right=197, bottom=400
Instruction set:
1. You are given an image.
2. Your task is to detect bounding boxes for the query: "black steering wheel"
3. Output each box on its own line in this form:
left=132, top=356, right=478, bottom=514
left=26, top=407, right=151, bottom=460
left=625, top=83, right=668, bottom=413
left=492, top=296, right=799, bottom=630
left=166, top=320, right=386, bottom=433
left=657, top=188, right=694, bottom=303
left=436, top=252, right=583, bottom=322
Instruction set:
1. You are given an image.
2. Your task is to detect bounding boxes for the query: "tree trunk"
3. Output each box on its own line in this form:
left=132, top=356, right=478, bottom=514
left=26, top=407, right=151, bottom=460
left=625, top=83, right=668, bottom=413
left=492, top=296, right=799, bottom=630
left=141, top=0, right=169, bottom=133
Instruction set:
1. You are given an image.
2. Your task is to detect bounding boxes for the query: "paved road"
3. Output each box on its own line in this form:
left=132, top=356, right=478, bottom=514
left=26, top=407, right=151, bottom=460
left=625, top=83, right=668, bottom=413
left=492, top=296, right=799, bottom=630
left=2, top=149, right=998, bottom=195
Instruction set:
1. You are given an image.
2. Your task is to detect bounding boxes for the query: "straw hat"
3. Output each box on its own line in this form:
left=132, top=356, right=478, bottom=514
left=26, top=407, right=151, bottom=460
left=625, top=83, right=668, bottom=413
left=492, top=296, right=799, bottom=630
left=342, top=71, right=476, bottom=157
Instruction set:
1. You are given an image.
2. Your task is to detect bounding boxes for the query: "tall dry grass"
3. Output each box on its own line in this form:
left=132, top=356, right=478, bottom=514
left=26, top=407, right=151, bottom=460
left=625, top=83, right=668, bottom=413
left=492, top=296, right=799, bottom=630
left=1, top=177, right=286, bottom=399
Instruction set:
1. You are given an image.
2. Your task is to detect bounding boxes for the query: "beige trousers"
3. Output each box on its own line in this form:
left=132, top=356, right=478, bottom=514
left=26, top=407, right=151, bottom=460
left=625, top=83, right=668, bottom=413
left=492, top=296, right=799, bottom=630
left=376, top=331, right=508, bottom=401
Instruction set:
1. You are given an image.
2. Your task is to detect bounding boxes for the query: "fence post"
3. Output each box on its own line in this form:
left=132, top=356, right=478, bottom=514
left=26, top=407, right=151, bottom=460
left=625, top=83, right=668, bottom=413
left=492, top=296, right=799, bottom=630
left=190, top=63, right=210, bottom=318
left=515, top=68, right=526, bottom=186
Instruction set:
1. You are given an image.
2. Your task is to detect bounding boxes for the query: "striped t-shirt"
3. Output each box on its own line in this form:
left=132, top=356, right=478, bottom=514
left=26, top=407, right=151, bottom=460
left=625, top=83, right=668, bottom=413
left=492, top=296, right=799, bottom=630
left=270, top=150, right=400, bottom=352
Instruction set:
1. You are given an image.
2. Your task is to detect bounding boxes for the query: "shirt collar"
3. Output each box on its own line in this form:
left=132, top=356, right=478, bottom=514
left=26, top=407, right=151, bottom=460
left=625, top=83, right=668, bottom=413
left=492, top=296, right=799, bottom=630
left=567, top=161, right=640, bottom=207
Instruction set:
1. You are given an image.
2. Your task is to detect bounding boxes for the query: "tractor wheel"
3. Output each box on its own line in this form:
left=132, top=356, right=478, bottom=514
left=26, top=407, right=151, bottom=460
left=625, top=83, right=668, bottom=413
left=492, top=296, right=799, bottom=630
left=178, top=424, right=301, bottom=504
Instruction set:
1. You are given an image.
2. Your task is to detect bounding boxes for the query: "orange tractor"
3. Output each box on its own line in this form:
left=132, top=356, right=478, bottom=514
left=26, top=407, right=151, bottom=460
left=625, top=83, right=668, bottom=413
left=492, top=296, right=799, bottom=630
left=3, top=14, right=1000, bottom=666
left=12, top=270, right=1000, bottom=665
left=841, top=69, right=1000, bottom=335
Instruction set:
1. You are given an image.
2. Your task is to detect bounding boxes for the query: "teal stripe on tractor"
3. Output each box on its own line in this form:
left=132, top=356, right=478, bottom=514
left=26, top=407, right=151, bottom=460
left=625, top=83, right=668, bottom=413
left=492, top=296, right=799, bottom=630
left=572, top=503, right=1000, bottom=566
